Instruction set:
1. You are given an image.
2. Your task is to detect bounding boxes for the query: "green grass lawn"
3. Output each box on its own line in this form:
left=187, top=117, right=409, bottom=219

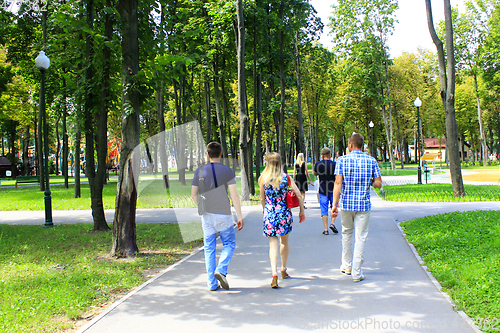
left=401, top=210, right=500, bottom=332
left=0, top=175, right=260, bottom=211
left=0, top=176, right=91, bottom=186
left=380, top=168, right=418, bottom=176
left=0, top=223, right=203, bottom=333
left=378, top=184, right=500, bottom=202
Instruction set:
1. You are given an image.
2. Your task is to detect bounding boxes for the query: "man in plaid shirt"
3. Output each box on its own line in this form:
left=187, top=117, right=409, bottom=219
left=331, top=133, right=382, bottom=282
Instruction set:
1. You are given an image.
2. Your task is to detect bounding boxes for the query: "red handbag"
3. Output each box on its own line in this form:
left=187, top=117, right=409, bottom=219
left=286, top=175, right=300, bottom=209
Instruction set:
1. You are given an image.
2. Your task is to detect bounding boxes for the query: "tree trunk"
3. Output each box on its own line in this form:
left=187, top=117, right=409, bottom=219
left=294, top=33, right=306, bottom=154
left=156, top=80, right=170, bottom=190
left=213, top=55, right=228, bottom=161
left=62, top=81, right=69, bottom=189
left=155, top=3, right=170, bottom=190
left=473, top=73, right=488, bottom=166
left=55, top=116, right=60, bottom=175
left=84, top=0, right=109, bottom=232
left=113, top=0, right=140, bottom=257
left=173, top=78, right=186, bottom=186
left=93, top=0, right=113, bottom=230
left=425, top=0, right=464, bottom=196
left=221, top=77, right=237, bottom=171
left=204, top=79, right=212, bottom=144
left=74, top=123, right=81, bottom=198
left=236, top=0, right=250, bottom=201
left=255, top=72, right=262, bottom=181
left=278, top=1, right=286, bottom=165
left=22, top=126, right=29, bottom=176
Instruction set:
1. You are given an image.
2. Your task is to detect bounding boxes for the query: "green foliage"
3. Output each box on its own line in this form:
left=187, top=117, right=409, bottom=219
left=0, top=223, right=202, bottom=332
left=401, top=210, right=500, bottom=331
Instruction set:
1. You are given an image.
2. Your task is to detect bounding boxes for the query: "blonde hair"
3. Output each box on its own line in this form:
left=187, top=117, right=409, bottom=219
left=259, top=152, right=283, bottom=187
left=295, top=153, right=305, bottom=166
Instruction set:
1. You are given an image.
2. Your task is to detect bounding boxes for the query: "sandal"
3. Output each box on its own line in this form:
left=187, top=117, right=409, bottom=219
left=329, top=224, right=338, bottom=234
left=271, top=275, right=278, bottom=288
left=322, top=230, right=329, bottom=235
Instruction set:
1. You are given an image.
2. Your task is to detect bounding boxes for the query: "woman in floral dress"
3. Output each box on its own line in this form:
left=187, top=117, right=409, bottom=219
left=258, top=152, right=305, bottom=288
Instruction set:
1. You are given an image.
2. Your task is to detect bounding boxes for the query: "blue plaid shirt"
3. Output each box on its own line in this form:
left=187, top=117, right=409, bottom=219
left=335, top=150, right=381, bottom=211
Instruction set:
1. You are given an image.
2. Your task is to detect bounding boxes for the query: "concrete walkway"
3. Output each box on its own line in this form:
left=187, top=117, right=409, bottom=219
left=55, top=189, right=497, bottom=333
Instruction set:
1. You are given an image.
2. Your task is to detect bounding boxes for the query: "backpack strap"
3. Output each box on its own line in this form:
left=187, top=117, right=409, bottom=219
left=211, top=163, right=218, bottom=188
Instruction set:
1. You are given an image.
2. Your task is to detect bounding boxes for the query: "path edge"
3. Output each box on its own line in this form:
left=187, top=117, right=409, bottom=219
left=392, top=214, right=482, bottom=333
left=75, top=245, right=204, bottom=333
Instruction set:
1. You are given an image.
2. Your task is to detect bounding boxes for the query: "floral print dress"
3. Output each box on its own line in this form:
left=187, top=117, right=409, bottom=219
left=263, top=174, right=293, bottom=237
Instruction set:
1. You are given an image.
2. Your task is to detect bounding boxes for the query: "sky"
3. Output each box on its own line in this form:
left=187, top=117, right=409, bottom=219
left=309, top=0, right=467, bottom=58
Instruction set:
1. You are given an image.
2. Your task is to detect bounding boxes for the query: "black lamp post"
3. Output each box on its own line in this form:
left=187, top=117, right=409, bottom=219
left=414, top=97, right=422, bottom=185
left=35, top=51, right=53, bottom=227
left=368, top=121, right=374, bottom=158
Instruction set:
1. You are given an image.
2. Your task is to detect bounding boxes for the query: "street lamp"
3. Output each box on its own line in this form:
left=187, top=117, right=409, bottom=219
left=35, top=51, right=53, bottom=227
left=414, top=97, right=422, bottom=185
left=368, top=121, right=374, bottom=158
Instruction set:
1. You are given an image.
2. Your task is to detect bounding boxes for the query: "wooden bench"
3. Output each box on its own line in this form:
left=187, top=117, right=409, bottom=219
left=379, top=162, right=391, bottom=169
left=15, top=176, right=40, bottom=188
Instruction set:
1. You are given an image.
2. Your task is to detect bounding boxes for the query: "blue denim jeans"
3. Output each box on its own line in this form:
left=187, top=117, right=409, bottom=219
left=202, top=214, right=236, bottom=290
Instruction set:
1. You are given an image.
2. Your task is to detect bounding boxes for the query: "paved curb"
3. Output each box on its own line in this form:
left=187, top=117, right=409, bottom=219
left=389, top=198, right=482, bottom=333
left=75, top=245, right=204, bottom=333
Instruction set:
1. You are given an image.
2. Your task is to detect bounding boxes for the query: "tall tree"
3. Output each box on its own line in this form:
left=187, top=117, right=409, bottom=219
left=453, top=1, right=496, bottom=166
left=83, top=0, right=111, bottom=231
left=112, top=0, right=141, bottom=257
left=236, top=0, right=250, bottom=200
left=330, top=0, right=398, bottom=168
left=425, top=0, right=465, bottom=196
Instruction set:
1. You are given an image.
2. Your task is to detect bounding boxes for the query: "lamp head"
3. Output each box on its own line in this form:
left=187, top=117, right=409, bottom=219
left=35, top=51, right=50, bottom=71
left=368, top=121, right=374, bottom=128
left=414, top=97, right=422, bottom=108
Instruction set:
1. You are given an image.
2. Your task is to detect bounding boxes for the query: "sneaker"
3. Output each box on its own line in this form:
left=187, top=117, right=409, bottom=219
left=214, top=272, right=229, bottom=290
left=341, top=268, right=351, bottom=275
left=353, top=275, right=365, bottom=283
left=281, top=269, right=290, bottom=279
left=271, top=275, right=278, bottom=288
left=210, top=285, right=219, bottom=291
left=329, top=224, right=338, bottom=234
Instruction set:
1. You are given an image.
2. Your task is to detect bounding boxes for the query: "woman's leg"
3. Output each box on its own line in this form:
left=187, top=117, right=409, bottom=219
left=279, top=234, right=290, bottom=269
left=268, top=237, right=279, bottom=276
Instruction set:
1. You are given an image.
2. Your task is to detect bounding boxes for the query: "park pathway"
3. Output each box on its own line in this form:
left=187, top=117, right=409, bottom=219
left=67, top=190, right=496, bottom=333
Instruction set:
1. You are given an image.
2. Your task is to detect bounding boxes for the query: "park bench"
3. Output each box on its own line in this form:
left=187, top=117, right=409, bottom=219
left=15, top=176, right=40, bottom=188
left=379, top=162, right=391, bottom=169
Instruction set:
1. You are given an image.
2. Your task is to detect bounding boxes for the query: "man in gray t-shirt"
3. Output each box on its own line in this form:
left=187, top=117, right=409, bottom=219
left=191, top=142, right=244, bottom=291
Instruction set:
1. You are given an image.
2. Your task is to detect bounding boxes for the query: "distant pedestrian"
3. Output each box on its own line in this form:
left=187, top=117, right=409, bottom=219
left=191, top=142, right=244, bottom=291
left=259, top=152, right=305, bottom=288
left=314, top=147, right=338, bottom=235
left=331, top=133, right=382, bottom=283
left=292, top=153, right=312, bottom=206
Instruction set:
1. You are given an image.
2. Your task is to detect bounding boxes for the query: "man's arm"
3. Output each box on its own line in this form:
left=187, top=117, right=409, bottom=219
left=371, top=176, right=382, bottom=189
left=228, top=183, right=244, bottom=231
left=191, top=185, right=198, bottom=205
left=331, top=174, right=343, bottom=218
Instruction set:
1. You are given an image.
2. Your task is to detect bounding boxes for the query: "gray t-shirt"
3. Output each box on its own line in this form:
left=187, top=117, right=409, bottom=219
left=192, top=163, right=236, bottom=215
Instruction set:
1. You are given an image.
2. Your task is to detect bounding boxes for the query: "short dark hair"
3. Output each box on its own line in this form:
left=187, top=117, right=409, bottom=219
left=349, top=133, right=364, bottom=149
left=321, top=147, right=331, bottom=156
left=207, top=142, right=222, bottom=158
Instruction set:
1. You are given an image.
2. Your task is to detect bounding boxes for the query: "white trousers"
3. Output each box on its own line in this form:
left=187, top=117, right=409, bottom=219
left=340, top=210, right=370, bottom=279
